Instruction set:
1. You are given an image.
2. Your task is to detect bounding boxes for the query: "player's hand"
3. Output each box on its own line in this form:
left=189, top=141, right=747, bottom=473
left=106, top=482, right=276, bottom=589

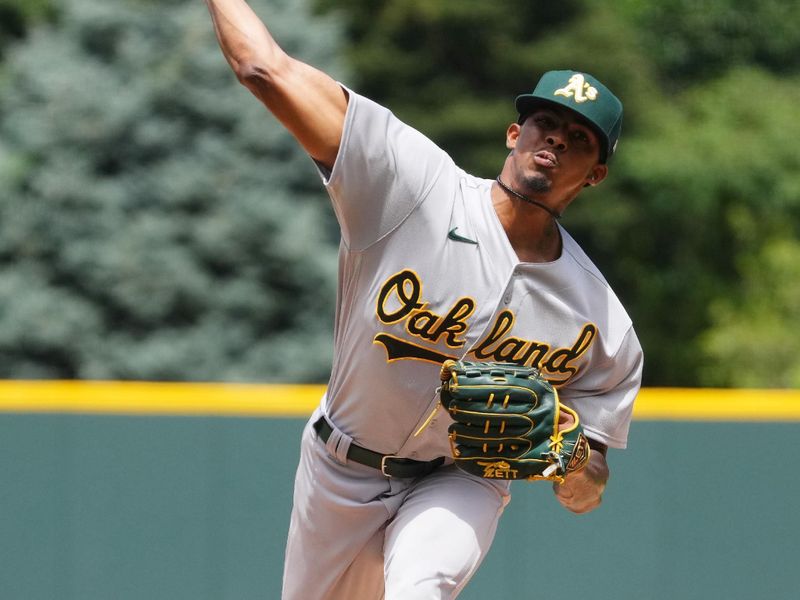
left=552, top=448, right=609, bottom=514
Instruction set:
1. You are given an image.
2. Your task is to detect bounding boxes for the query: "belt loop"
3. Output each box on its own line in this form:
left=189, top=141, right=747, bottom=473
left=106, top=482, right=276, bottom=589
left=324, top=420, right=352, bottom=465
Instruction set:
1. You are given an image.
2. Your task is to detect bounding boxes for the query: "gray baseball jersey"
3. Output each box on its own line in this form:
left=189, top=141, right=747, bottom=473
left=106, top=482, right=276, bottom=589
left=317, top=90, right=642, bottom=459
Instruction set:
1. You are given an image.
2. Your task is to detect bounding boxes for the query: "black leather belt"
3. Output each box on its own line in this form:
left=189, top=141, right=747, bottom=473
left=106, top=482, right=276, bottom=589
left=313, top=416, right=444, bottom=478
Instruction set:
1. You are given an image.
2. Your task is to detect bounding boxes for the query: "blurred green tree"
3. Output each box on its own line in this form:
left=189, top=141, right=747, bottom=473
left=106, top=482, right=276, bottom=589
left=0, top=0, right=53, bottom=57
left=2, top=1, right=797, bottom=387
left=0, top=0, right=345, bottom=381
left=702, top=238, right=800, bottom=388
left=629, top=0, right=800, bottom=85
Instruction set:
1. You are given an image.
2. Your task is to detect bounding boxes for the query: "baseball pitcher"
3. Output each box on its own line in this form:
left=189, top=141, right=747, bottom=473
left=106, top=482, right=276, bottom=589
left=205, top=1, right=643, bottom=598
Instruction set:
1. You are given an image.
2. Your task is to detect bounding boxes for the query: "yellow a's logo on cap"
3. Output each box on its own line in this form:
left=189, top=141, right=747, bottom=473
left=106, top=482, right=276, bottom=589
left=554, top=74, right=598, bottom=103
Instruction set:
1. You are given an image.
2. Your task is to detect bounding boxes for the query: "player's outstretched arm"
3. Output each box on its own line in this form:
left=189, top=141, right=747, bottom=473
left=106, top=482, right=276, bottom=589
left=205, top=0, right=348, bottom=169
left=552, top=445, right=610, bottom=514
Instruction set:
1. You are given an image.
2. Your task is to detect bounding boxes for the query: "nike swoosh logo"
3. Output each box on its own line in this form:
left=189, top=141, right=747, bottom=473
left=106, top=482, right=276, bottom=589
left=448, top=227, right=478, bottom=245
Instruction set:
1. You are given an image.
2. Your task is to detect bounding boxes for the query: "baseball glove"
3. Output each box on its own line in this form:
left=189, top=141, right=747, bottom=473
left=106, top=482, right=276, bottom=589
left=439, top=360, right=590, bottom=483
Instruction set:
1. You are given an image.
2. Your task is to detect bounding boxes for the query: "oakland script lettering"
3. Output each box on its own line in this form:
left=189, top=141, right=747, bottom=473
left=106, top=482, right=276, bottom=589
left=377, top=270, right=475, bottom=348
left=374, top=270, right=597, bottom=384
left=470, top=310, right=596, bottom=384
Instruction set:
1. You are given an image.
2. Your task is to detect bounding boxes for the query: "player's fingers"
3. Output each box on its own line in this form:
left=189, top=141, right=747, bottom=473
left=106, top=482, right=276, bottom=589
left=558, top=406, right=576, bottom=429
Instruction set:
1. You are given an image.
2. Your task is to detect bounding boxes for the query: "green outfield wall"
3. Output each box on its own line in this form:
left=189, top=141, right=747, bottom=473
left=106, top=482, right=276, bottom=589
left=1, top=383, right=798, bottom=600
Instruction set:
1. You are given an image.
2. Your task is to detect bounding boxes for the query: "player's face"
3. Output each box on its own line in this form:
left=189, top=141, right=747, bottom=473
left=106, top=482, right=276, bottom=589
left=506, top=106, right=608, bottom=200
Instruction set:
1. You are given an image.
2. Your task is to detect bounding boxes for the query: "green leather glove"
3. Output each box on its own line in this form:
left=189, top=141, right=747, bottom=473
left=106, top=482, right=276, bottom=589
left=439, top=360, right=590, bottom=483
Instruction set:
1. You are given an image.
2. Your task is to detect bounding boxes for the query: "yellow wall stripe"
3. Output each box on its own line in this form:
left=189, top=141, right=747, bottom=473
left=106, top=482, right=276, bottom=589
left=0, top=380, right=324, bottom=417
left=0, top=381, right=798, bottom=421
left=632, top=388, right=800, bottom=421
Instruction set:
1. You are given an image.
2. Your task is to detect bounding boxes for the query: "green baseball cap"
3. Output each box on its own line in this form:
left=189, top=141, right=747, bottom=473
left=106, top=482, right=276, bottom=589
left=515, top=70, right=623, bottom=163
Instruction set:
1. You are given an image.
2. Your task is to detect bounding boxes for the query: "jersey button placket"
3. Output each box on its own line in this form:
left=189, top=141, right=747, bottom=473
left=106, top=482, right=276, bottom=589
left=503, top=269, right=517, bottom=305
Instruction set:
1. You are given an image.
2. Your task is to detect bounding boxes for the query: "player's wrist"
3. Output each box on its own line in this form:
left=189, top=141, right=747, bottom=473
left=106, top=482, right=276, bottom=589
left=587, top=436, right=608, bottom=456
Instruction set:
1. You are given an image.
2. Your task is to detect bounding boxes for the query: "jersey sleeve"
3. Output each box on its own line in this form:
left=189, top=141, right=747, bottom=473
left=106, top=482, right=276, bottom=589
left=560, top=326, right=644, bottom=450
left=317, top=89, right=450, bottom=252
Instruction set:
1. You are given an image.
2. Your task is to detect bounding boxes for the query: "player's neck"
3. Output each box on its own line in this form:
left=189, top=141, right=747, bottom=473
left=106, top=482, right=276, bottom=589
left=491, top=182, right=562, bottom=263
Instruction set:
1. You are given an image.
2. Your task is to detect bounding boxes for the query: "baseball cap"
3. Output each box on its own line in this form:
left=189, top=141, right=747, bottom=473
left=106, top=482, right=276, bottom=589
left=515, top=70, right=623, bottom=163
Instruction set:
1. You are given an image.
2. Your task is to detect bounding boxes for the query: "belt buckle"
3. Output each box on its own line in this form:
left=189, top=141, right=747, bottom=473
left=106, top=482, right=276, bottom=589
left=380, top=455, right=398, bottom=477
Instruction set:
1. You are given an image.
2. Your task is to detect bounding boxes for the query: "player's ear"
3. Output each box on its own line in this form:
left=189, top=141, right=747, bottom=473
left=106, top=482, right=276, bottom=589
left=585, top=164, right=608, bottom=187
left=506, top=122, right=521, bottom=151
